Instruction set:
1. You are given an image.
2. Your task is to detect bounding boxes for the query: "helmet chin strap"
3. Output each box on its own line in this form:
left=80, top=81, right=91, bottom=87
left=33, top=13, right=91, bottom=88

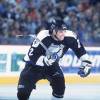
left=54, top=34, right=59, bottom=41
left=52, top=30, right=60, bottom=41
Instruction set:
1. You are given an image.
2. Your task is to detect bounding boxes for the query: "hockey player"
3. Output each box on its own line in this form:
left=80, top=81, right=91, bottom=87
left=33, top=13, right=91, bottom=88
left=17, top=18, right=92, bottom=100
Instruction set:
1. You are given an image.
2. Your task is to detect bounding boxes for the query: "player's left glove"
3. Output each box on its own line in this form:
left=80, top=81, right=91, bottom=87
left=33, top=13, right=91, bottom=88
left=78, top=60, right=92, bottom=77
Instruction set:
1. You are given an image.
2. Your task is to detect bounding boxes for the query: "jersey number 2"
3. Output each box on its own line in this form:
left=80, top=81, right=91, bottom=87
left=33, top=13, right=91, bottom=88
left=28, top=48, right=34, bottom=56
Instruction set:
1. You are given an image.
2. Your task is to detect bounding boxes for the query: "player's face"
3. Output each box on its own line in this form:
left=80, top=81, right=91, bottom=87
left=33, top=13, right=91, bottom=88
left=53, top=30, right=65, bottom=41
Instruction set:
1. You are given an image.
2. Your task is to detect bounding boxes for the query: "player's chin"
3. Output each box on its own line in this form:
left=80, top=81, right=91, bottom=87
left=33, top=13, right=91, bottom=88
left=58, top=38, right=64, bottom=41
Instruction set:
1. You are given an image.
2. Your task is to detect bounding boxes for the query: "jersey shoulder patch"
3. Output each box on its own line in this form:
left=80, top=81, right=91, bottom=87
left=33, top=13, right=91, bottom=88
left=64, top=30, right=77, bottom=39
left=37, top=30, right=50, bottom=41
left=31, top=30, right=50, bottom=48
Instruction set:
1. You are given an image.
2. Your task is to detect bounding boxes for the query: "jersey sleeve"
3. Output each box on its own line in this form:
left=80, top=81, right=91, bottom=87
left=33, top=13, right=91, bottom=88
left=69, top=38, right=86, bottom=58
left=27, top=30, right=49, bottom=64
left=64, top=30, right=86, bottom=58
left=28, top=39, right=44, bottom=64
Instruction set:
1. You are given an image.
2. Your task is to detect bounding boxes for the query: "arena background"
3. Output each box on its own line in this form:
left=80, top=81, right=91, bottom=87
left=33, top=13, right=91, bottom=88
left=0, top=0, right=100, bottom=100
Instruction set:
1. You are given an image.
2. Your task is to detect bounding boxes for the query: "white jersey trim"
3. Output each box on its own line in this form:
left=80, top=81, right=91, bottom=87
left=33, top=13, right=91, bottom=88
left=64, top=30, right=77, bottom=39
left=36, top=56, right=44, bottom=66
left=37, top=30, right=50, bottom=41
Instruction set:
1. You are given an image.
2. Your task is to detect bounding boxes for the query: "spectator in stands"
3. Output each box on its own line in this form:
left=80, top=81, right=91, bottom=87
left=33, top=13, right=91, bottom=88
left=0, top=0, right=99, bottom=45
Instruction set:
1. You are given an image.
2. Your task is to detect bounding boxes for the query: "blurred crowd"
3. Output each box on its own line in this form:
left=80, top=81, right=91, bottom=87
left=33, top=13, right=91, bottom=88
left=0, top=0, right=100, bottom=45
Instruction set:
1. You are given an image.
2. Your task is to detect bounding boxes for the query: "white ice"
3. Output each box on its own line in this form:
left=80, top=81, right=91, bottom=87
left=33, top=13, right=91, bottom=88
left=0, top=83, right=100, bottom=100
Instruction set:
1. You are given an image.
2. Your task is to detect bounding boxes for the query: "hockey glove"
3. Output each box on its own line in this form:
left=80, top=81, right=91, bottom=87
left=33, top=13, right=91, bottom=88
left=78, top=60, right=92, bottom=77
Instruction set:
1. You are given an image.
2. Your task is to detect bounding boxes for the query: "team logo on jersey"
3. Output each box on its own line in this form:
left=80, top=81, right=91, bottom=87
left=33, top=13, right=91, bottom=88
left=46, top=44, right=64, bottom=60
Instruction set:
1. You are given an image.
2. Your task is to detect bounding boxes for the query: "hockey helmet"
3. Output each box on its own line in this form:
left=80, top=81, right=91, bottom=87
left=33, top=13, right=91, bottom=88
left=47, top=18, right=66, bottom=33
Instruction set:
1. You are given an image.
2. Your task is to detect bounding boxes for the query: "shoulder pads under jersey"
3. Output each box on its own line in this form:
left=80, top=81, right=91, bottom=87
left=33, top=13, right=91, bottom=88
left=64, top=30, right=77, bottom=39
left=37, top=30, right=50, bottom=41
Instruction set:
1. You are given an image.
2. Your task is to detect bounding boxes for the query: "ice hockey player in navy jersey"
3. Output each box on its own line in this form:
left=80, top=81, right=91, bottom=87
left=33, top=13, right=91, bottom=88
left=17, top=18, right=92, bottom=100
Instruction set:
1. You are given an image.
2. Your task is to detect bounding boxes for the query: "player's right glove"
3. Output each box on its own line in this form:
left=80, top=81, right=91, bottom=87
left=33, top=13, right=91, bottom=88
left=78, top=60, right=92, bottom=77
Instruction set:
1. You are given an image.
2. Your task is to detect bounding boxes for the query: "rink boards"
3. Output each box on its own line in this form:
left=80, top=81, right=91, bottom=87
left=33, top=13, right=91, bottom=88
left=0, top=73, right=100, bottom=85
left=0, top=45, right=100, bottom=85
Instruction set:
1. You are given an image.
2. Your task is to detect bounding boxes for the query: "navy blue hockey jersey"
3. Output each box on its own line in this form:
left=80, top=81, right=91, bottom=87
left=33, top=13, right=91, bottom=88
left=24, top=30, right=86, bottom=66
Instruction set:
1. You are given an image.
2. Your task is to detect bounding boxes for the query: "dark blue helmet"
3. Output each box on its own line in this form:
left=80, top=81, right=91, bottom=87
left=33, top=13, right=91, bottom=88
left=47, top=18, right=66, bottom=33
